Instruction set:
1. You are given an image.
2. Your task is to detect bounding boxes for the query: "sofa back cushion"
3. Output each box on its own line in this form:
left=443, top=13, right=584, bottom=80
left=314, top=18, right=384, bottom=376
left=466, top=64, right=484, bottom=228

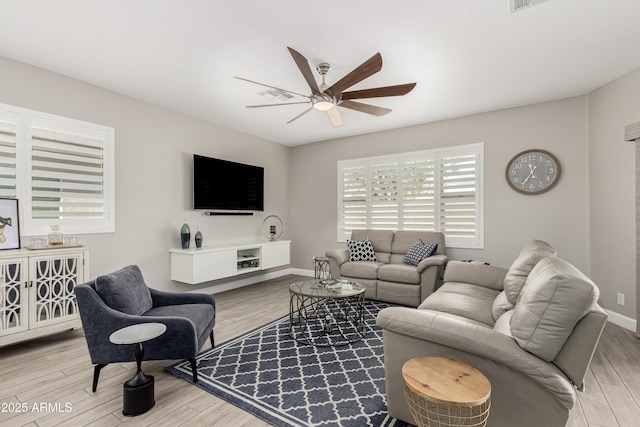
left=503, top=239, right=556, bottom=304
left=510, top=256, right=599, bottom=362
left=351, top=230, right=393, bottom=263
left=95, top=265, right=153, bottom=315
left=390, top=231, right=445, bottom=264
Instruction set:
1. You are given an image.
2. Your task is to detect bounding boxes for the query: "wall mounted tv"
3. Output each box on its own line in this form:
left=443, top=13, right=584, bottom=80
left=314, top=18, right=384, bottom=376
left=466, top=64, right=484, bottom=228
left=193, top=154, right=264, bottom=211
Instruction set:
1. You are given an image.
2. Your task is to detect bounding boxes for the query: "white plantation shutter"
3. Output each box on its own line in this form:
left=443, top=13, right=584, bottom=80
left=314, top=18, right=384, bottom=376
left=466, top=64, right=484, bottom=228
left=369, top=162, right=399, bottom=230
left=337, top=144, right=483, bottom=248
left=339, top=165, right=367, bottom=234
left=0, top=115, right=18, bottom=199
left=401, top=159, right=435, bottom=231
left=439, top=149, right=482, bottom=248
left=0, top=103, right=114, bottom=235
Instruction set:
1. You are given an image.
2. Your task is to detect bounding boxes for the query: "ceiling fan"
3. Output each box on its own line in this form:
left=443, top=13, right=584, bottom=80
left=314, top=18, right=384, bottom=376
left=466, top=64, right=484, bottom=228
left=235, top=47, right=416, bottom=127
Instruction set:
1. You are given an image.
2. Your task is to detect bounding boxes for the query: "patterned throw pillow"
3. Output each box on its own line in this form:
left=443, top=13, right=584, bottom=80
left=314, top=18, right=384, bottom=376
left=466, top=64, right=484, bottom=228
left=347, top=238, right=378, bottom=262
left=403, top=240, right=438, bottom=266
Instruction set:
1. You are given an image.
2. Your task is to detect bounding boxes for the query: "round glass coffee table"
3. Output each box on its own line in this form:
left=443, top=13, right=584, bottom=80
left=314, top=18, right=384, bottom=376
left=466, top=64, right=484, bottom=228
left=288, top=279, right=366, bottom=347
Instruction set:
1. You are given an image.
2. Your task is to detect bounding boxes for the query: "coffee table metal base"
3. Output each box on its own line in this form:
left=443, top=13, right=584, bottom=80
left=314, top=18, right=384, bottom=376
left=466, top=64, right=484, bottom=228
left=289, top=291, right=365, bottom=347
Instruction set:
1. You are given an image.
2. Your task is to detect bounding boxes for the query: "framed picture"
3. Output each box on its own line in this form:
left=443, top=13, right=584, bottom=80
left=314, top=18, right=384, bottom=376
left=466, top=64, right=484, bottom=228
left=0, top=198, right=20, bottom=250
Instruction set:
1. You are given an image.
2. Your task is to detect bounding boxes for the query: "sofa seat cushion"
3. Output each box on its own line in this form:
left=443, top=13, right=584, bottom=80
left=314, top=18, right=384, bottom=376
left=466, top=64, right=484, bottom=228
left=144, top=303, right=215, bottom=338
left=95, top=265, right=153, bottom=316
left=504, top=239, right=556, bottom=304
left=419, top=282, right=500, bottom=327
left=341, top=261, right=383, bottom=280
left=510, top=256, right=599, bottom=362
left=378, top=263, right=420, bottom=285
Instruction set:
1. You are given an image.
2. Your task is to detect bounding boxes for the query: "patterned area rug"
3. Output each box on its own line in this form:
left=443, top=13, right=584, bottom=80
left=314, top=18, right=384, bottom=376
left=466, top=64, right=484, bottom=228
left=165, top=300, right=406, bottom=427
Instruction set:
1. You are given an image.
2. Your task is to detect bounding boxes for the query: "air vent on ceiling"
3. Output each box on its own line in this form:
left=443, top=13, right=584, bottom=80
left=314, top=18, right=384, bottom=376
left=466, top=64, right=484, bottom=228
left=510, top=0, right=551, bottom=13
left=258, top=88, right=294, bottom=102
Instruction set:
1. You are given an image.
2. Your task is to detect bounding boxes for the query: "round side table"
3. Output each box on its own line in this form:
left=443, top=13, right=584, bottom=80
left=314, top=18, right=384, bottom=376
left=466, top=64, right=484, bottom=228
left=402, top=357, right=491, bottom=427
left=109, top=322, right=166, bottom=416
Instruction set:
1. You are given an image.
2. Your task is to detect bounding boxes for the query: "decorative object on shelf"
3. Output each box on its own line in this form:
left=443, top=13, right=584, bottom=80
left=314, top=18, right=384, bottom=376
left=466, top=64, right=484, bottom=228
left=262, top=215, right=283, bottom=240
left=48, top=225, right=64, bottom=246
left=506, top=149, right=561, bottom=195
left=180, top=220, right=191, bottom=249
left=0, top=198, right=20, bottom=250
left=195, top=228, right=203, bottom=248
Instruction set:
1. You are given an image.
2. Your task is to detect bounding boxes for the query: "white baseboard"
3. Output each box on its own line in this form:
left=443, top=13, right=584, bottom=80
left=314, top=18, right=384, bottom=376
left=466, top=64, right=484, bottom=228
left=604, top=309, right=637, bottom=332
left=290, top=268, right=314, bottom=277
left=186, top=268, right=293, bottom=295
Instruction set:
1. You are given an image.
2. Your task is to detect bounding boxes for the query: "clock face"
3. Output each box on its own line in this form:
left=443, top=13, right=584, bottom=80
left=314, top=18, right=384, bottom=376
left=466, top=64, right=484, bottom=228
left=506, top=149, right=561, bottom=195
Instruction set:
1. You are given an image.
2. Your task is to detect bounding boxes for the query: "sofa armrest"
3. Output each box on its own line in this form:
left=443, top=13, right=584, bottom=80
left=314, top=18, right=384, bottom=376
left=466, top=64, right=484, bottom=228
left=416, top=254, right=448, bottom=274
left=326, top=248, right=349, bottom=265
left=443, top=260, right=507, bottom=291
left=376, top=306, right=576, bottom=410
left=149, top=288, right=216, bottom=309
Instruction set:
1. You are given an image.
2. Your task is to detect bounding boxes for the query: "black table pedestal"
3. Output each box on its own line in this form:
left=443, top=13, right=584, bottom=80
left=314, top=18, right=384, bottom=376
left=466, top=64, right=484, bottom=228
left=122, top=341, right=155, bottom=416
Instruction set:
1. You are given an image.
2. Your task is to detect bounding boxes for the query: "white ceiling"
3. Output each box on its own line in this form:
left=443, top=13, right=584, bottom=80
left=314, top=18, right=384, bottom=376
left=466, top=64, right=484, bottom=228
left=1, top=1, right=640, bottom=147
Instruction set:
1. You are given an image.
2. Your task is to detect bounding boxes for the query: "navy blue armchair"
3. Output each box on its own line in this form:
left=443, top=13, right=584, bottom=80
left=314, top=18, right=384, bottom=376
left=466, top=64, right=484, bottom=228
left=74, top=265, right=215, bottom=391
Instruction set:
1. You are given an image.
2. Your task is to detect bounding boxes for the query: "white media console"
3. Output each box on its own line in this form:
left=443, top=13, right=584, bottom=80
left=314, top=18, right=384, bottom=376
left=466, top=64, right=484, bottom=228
left=170, top=240, right=290, bottom=284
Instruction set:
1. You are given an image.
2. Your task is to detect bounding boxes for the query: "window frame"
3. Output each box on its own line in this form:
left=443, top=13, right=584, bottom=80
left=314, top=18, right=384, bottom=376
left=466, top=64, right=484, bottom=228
left=337, top=143, right=483, bottom=249
left=0, top=102, right=115, bottom=236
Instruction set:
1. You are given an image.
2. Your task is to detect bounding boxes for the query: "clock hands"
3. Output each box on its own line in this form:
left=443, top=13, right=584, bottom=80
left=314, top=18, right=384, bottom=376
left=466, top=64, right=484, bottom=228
left=522, top=163, right=537, bottom=187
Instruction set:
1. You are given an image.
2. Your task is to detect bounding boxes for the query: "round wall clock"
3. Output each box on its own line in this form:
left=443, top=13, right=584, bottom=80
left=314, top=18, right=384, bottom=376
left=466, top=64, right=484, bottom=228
left=505, top=149, right=561, bottom=195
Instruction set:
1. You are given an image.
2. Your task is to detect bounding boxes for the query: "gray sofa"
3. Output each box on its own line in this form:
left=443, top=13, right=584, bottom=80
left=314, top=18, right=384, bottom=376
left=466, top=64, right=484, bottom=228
left=376, top=240, right=607, bottom=427
left=326, top=230, right=448, bottom=307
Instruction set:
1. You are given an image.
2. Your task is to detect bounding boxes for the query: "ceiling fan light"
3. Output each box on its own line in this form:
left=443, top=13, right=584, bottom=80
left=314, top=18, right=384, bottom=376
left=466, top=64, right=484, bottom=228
left=313, top=100, right=334, bottom=111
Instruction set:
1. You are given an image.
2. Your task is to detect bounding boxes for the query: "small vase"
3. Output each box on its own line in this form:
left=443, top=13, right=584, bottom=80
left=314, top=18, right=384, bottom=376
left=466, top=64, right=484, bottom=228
left=180, top=221, right=191, bottom=249
left=195, top=228, right=203, bottom=248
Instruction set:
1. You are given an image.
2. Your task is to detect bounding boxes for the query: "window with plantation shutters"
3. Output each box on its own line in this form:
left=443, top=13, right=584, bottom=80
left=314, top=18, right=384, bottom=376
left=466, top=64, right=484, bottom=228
left=0, top=112, right=19, bottom=199
left=337, top=143, right=483, bottom=249
left=0, top=103, right=114, bottom=235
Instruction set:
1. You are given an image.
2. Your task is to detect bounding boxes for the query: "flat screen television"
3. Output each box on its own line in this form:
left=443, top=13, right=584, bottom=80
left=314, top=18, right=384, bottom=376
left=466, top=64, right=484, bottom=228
left=193, top=154, right=264, bottom=211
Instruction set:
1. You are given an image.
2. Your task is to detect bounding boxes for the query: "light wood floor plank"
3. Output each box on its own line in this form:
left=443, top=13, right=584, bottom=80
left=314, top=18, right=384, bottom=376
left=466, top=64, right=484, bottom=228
left=0, top=274, right=638, bottom=427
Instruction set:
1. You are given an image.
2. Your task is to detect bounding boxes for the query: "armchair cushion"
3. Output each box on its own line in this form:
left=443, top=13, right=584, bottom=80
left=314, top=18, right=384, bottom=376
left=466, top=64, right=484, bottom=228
left=510, top=256, right=599, bottom=361
left=94, top=265, right=152, bottom=315
left=503, top=239, right=556, bottom=304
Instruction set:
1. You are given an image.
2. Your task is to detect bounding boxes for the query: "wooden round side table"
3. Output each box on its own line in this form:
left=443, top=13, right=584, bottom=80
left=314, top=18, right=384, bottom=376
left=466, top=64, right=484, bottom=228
left=402, top=357, right=491, bottom=427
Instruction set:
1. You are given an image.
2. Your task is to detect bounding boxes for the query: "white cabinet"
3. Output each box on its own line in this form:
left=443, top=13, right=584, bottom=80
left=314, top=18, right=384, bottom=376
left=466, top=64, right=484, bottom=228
left=0, top=246, right=90, bottom=347
left=170, top=240, right=290, bottom=285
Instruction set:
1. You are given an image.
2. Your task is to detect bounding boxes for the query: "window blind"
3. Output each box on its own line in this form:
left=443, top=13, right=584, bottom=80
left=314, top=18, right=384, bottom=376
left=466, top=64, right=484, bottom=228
left=337, top=144, right=483, bottom=249
left=0, top=103, right=114, bottom=235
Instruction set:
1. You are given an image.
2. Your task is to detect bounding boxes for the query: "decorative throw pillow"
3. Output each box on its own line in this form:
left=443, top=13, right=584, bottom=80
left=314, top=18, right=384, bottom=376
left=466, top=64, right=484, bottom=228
left=403, top=239, right=438, bottom=266
left=347, top=238, right=378, bottom=262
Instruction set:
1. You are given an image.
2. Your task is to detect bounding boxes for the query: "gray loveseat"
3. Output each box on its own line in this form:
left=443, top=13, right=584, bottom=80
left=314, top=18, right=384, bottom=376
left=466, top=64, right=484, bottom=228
left=326, top=230, right=448, bottom=307
left=376, top=240, right=607, bottom=427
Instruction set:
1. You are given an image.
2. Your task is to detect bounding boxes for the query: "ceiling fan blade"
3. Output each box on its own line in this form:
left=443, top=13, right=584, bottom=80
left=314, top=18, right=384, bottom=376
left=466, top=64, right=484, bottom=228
left=341, top=83, right=416, bottom=100
left=287, top=47, right=321, bottom=94
left=246, top=101, right=311, bottom=108
left=286, top=107, right=314, bottom=124
left=327, top=52, right=383, bottom=96
left=339, top=100, right=391, bottom=116
left=234, top=76, right=310, bottom=99
left=327, top=107, right=344, bottom=127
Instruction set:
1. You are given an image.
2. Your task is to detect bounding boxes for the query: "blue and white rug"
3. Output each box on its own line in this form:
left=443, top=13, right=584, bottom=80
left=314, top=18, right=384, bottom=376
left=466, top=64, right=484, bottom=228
left=165, top=300, right=406, bottom=427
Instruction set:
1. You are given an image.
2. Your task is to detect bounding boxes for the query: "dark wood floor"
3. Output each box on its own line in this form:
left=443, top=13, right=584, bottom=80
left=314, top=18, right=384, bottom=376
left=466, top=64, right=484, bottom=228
left=0, top=274, right=638, bottom=426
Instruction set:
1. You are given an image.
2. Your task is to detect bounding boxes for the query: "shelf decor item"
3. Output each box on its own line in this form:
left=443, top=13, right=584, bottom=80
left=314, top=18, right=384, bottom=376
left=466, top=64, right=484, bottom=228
left=180, top=220, right=191, bottom=249
left=48, top=225, right=64, bottom=246
left=263, top=215, right=283, bottom=241
left=195, top=228, right=203, bottom=248
left=0, top=198, right=20, bottom=250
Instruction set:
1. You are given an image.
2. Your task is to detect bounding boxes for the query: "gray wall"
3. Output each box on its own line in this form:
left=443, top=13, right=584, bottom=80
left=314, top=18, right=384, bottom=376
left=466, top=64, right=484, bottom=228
left=0, top=56, right=290, bottom=292
left=290, top=96, right=590, bottom=274
left=588, top=67, right=640, bottom=320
